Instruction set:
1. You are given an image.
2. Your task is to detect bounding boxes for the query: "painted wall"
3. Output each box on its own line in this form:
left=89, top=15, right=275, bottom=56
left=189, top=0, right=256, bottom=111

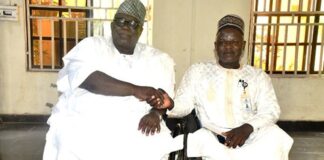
left=0, top=0, right=57, bottom=115
left=0, top=0, right=323, bottom=121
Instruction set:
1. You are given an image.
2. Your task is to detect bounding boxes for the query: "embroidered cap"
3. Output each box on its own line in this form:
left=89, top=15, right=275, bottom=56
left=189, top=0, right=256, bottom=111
left=116, top=0, right=146, bottom=25
left=218, top=14, right=244, bottom=34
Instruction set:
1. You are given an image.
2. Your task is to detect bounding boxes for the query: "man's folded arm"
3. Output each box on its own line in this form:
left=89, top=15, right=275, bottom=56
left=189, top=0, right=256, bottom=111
left=79, top=71, right=164, bottom=105
left=80, top=70, right=136, bottom=96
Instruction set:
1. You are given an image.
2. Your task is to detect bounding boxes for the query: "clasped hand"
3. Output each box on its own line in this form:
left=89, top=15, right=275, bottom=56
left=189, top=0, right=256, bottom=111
left=222, top=123, right=253, bottom=148
left=133, top=86, right=173, bottom=109
left=133, top=86, right=163, bottom=108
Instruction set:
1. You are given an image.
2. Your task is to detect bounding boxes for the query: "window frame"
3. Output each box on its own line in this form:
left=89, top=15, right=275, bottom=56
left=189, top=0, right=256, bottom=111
left=248, top=0, right=324, bottom=77
left=29, top=6, right=89, bottom=69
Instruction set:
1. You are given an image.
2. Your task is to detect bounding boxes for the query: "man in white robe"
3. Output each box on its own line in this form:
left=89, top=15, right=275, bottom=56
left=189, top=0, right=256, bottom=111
left=162, top=14, right=293, bottom=160
left=43, top=0, right=183, bottom=159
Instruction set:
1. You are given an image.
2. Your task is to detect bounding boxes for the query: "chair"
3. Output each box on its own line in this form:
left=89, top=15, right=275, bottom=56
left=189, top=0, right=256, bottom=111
left=164, top=110, right=202, bottom=160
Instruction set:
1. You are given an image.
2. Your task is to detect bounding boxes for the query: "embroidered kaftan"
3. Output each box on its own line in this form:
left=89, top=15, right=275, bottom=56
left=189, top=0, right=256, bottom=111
left=167, top=62, right=293, bottom=160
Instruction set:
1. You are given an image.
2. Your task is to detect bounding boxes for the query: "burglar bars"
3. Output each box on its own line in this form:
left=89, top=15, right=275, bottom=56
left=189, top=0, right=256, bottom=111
left=248, top=0, right=324, bottom=77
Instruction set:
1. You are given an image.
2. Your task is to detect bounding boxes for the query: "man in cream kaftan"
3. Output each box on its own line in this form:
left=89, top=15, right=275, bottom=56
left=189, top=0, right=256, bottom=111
left=167, top=62, right=293, bottom=160
left=43, top=0, right=183, bottom=159
left=164, top=14, right=293, bottom=160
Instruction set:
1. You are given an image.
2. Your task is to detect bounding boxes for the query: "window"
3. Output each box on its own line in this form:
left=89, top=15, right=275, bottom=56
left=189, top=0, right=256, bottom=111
left=26, top=0, right=153, bottom=71
left=249, top=0, right=324, bottom=77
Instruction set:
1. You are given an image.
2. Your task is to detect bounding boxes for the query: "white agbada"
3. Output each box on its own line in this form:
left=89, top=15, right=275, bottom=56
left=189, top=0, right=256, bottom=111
left=167, top=62, right=293, bottom=160
left=43, top=36, right=183, bottom=160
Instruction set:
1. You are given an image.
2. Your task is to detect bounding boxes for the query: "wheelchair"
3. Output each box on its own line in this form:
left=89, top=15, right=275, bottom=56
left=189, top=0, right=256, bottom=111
left=164, top=110, right=202, bottom=160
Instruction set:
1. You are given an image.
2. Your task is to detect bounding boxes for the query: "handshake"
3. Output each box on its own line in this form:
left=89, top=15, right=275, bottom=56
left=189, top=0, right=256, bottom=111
left=132, top=85, right=174, bottom=110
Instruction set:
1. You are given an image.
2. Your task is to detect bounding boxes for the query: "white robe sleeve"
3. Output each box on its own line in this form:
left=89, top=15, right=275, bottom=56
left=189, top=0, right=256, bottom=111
left=56, top=37, right=100, bottom=93
left=167, top=64, right=198, bottom=118
left=247, top=71, right=281, bottom=130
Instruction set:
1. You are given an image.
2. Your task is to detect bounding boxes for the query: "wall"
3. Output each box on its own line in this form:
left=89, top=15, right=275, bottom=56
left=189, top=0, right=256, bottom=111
left=0, top=0, right=323, bottom=121
left=273, top=78, right=324, bottom=120
left=0, top=0, right=57, bottom=114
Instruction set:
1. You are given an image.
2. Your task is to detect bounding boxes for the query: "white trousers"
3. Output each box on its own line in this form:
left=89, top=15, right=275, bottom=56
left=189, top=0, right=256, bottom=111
left=43, top=115, right=184, bottom=160
left=187, top=125, right=293, bottom=160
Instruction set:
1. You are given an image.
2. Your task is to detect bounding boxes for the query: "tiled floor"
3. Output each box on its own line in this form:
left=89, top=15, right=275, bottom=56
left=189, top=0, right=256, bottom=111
left=0, top=123, right=323, bottom=160
left=289, top=132, right=324, bottom=160
left=0, top=124, right=47, bottom=160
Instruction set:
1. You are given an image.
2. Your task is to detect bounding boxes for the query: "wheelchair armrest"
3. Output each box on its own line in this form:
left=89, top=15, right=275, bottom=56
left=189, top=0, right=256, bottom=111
left=165, top=110, right=202, bottom=160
